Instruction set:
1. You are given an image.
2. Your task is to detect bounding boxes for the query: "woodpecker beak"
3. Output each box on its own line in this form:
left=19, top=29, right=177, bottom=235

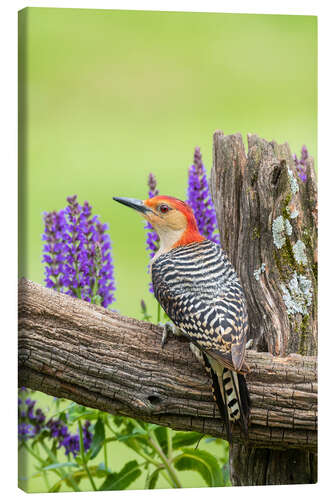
left=113, top=197, right=152, bottom=215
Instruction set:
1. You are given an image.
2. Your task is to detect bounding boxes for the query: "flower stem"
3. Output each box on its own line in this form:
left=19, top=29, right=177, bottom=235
left=167, top=428, right=173, bottom=460
left=22, top=441, right=46, bottom=466
left=23, top=440, right=63, bottom=489
left=78, top=420, right=97, bottom=491
left=147, top=432, right=182, bottom=488
left=34, top=441, right=51, bottom=490
left=107, top=421, right=162, bottom=468
left=103, top=441, right=108, bottom=469
left=39, top=441, right=81, bottom=492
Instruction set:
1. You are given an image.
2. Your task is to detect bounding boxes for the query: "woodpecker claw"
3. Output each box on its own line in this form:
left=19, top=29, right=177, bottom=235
left=161, top=329, right=168, bottom=348
left=246, top=339, right=254, bottom=349
left=159, top=321, right=180, bottom=348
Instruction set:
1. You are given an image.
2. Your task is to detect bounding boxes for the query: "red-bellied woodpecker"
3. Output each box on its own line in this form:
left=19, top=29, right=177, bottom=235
left=113, top=194, right=250, bottom=441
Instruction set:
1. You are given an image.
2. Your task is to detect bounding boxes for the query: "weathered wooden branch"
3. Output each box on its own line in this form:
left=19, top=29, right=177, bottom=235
left=18, top=278, right=316, bottom=453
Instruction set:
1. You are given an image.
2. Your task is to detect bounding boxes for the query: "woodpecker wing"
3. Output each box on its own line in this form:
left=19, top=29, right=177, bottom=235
left=152, top=240, right=249, bottom=373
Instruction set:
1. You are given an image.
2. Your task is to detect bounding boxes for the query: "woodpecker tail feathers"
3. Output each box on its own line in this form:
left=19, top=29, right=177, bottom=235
left=220, top=370, right=250, bottom=438
left=204, top=354, right=250, bottom=442
left=218, top=369, right=250, bottom=442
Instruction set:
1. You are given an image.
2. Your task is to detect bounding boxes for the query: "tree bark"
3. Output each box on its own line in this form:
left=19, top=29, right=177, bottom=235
left=18, top=278, right=316, bottom=453
left=210, top=131, right=317, bottom=484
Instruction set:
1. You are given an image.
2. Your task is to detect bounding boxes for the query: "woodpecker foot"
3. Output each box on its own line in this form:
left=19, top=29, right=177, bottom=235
left=246, top=339, right=254, bottom=349
left=189, top=343, right=206, bottom=367
left=159, top=321, right=182, bottom=348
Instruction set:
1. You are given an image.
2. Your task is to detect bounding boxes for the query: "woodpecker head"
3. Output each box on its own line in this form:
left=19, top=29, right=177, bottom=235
left=113, top=195, right=205, bottom=254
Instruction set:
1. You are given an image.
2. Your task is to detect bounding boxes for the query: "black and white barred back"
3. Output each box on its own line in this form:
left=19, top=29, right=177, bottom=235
left=152, top=239, right=250, bottom=440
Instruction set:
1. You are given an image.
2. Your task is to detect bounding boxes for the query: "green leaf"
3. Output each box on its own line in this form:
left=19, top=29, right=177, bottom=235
left=89, top=418, right=105, bottom=460
left=172, top=432, right=203, bottom=450
left=204, top=437, right=217, bottom=444
left=118, top=436, right=152, bottom=458
left=146, top=468, right=160, bottom=489
left=70, top=411, right=100, bottom=423
left=135, top=420, right=149, bottom=431
left=221, top=463, right=231, bottom=485
left=146, top=423, right=159, bottom=431
left=31, top=472, right=43, bottom=479
left=75, top=456, right=85, bottom=467
left=66, top=403, right=98, bottom=424
left=173, top=448, right=224, bottom=487
left=104, top=437, right=117, bottom=445
left=153, top=426, right=168, bottom=455
left=48, top=481, right=62, bottom=493
left=95, top=462, right=112, bottom=478
left=99, top=460, right=142, bottom=491
left=42, top=462, right=78, bottom=471
left=205, top=436, right=226, bottom=447
left=120, top=427, right=147, bottom=439
left=112, top=415, right=125, bottom=428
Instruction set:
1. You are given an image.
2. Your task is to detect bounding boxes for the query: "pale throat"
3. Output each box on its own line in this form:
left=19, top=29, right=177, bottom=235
left=150, top=226, right=184, bottom=267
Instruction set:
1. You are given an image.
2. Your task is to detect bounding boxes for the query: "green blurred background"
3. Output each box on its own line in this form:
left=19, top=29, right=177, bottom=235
left=18, top=7, right=317, bottom=492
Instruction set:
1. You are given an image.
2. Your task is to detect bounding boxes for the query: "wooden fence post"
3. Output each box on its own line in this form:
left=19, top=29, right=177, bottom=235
left=210, top=131, right=317, bottom=485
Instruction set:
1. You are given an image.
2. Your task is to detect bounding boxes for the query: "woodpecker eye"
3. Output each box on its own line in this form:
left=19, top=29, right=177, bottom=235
left=158, top=203, right=170, bottom=214
left=159, top=204, right=170, bottom=214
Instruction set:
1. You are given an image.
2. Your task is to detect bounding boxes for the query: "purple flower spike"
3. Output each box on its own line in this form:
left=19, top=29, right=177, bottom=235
left=18, top=392, right=46, bottom=441
left=145, top=174, right=160, bottom=293
left=42, top=195, right=115, bottom=307
left=94, top=221, right=116, bottom=308
left=294, top=145, right=309, bottom=183
left=42, top=210, right=68, bottom=290
left=18, top=423, right=36, bottom=441
left=46, top=418, right=92, bottom=457
left=187, top=147, right=220, bottom=244
left=18, top=388, right=92, bottom=457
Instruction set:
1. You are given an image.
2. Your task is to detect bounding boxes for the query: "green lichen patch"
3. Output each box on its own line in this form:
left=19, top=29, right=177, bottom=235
left=280, top=272, right=313, bottom=316
left=292, top=240, right=308, bottom=265
left=272, top=215, right=294, bottom=250
left=285, top=219, right=292, bottom=236
left=287, top=167, right=299, bottom=195
left=272, top=216, right=287, bottom=248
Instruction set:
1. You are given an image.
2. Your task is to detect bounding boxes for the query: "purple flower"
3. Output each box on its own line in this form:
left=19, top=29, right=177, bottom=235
left=46, top=418, right=92, bottom=457
left=187, top=147, right=220, bottom=244
left=18, top=392, right=46, bottom=441
left=93, top=221, right=116, bottom=308
left=82, top=420, right=93, bottom=451
left=145, top=174, right=160, bottom=293
left=18, top=391, right=92, bottom=457
left=47, top=418, right=69, bottom=440
left=42, top=195, right=115, bottom=307
left=42, top=210, right=68, bottom=290
left=18, top=423, right=36, bottom=441
left=293, top=145, right=308, bottom=182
